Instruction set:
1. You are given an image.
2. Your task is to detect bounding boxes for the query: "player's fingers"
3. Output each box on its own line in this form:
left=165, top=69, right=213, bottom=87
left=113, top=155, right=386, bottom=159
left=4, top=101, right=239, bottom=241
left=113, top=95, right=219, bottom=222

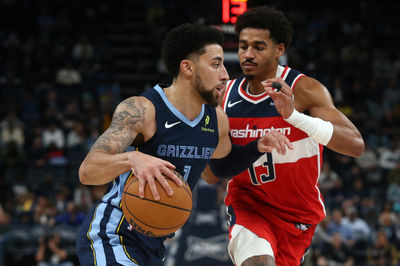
left=272, top=131, right=288, bottom=155
left=272, top=135, right=284, bottom=154
left=161, top=160, right=176, bottom=170
left=146, top=177, right=160, bottom=201
left=263, top=78, right=291, bottom=96
left=163, top=168, right=183, bottom=186
left=138, top=177, right=146, bottom=199
left=264, top=134, right=283, bottom=154
left=284, top=136, right=294, bottom=150
left=156, top=174, right=174, bottom=197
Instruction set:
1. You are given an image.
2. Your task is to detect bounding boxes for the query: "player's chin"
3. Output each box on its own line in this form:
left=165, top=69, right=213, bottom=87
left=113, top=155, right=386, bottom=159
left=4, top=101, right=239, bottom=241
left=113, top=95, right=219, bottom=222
left=208, top=93, right=219, bottom=107
left=242, top=66, right=257, bottom=74
left=210, top=97, right=219, bottom=107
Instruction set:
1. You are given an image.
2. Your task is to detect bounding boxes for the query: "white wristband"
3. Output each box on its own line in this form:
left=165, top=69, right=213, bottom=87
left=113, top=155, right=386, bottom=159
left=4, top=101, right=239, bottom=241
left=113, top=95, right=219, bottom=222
left=284, top=109, right=333, bottom=145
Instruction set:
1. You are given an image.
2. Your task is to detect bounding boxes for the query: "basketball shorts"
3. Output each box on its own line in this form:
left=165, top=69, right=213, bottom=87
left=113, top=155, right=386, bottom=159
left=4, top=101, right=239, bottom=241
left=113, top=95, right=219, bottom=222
left=227, top=204, right=316, bottom=266
left=76, top=202, right=166, bottom=266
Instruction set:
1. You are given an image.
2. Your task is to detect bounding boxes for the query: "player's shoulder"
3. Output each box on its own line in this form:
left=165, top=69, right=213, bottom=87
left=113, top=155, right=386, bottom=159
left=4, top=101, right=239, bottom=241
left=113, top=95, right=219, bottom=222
left=294, top=75, right=333, bottom=110
left=118, top=96, right=154, bottom=110
left=294, top=75, right=326, bottom=94
left=115, top=96, right=155, bottom=121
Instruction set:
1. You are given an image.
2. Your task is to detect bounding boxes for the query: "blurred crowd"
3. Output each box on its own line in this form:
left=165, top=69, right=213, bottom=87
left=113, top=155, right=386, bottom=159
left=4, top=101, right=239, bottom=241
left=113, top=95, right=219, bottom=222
left=0, top=0, right=399, bottom=265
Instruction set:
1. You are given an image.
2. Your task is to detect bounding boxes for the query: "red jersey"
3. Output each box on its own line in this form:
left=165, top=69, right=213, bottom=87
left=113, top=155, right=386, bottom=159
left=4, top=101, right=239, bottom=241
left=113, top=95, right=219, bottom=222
left=222, top=65, right=326, bottom=225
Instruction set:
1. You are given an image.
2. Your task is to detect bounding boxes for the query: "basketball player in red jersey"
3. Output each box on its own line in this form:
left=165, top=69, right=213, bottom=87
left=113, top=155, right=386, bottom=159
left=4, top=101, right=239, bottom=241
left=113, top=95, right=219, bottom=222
left=202, top=6, right=365, bottom=266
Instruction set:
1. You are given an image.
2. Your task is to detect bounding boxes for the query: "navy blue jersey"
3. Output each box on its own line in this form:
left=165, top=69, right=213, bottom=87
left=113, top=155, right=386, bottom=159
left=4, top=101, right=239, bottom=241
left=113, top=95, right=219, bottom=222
left=77, top=84, right=219, bottom=266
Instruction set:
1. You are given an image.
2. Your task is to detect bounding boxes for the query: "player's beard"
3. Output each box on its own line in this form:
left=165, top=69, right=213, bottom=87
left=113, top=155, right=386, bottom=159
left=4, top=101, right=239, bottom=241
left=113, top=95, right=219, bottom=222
left=245, top=74, right=254, bottom=80
left=195, top=74, right=218, bottom=107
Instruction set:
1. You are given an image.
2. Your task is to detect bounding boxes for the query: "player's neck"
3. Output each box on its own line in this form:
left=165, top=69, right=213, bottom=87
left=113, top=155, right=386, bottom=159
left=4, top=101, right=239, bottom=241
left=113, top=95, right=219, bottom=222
left=246, top=67, right=278, bottom=95
left=245, top=80, right=264, bottom=95
left=164, top=81, right=203, bottom=121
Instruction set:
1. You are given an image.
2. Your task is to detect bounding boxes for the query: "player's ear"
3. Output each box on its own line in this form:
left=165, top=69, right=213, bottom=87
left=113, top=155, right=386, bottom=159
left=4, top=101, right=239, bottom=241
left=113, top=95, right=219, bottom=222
left=276, top=43, right=285, bottom=59
left=180, top=59, right=193, bottom=77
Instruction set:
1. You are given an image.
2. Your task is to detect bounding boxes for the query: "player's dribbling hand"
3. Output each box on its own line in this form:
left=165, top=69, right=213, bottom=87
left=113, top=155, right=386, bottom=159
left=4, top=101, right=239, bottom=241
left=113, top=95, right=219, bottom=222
left=127, top=151, right=183, bottom=200
left=258, top=130, right=294, bottom=155
left=262, top=78, right=295, bottom=119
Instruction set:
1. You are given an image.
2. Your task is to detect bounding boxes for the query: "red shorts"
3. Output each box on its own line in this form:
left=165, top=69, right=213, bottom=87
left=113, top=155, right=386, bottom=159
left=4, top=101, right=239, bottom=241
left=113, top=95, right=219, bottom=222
left=227, top=204, right=316, bottom=266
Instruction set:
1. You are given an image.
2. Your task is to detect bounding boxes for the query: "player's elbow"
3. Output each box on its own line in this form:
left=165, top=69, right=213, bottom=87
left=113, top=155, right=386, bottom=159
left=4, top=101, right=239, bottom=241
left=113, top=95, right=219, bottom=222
left=345, top=136, right=365, bottom=158
left=201, top=165, right=221, bottom=184
left=353, top=139, right=365, bottom=158
left=79, top=163, right=92, bottom=185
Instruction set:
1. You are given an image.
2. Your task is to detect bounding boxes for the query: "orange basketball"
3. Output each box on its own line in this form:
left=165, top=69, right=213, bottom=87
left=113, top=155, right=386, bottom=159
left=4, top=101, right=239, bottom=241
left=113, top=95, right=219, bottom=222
left=121, top=170, right=192, bottom=237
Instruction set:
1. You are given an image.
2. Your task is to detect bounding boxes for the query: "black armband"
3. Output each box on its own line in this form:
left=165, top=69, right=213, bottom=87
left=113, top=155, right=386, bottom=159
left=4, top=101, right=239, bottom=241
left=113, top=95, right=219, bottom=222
left=209, top=139, right=264, bottom=178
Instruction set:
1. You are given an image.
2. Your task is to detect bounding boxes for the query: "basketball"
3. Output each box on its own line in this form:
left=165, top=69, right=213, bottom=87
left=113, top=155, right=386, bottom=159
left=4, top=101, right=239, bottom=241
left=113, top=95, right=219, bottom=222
left=122, top=170, right=192, bottom=237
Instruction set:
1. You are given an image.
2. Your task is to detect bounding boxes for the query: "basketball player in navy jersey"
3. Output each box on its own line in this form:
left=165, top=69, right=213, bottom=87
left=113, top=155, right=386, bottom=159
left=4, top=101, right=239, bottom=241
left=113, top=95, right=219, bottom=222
left=76, top=23, right=293, bottom=266
left=202, top=6, right=365, bottom=266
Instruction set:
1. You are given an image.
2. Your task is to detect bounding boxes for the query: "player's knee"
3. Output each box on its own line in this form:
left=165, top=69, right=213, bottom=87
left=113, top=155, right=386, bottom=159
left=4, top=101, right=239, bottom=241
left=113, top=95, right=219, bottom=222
left=241, top=255, right=276, bottom=266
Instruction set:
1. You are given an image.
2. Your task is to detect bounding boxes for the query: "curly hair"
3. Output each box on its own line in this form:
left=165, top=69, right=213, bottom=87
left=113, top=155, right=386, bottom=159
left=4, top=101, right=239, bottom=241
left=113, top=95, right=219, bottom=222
left=235, top=6, right=293, bottom=49
left=161, top=23, right=224, bottom=78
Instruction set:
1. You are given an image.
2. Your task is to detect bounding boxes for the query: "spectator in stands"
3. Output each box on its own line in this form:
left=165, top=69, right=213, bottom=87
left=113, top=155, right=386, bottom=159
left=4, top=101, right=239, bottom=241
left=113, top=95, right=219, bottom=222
left=327, top=208, right=354, bottom=246
left=367, top=229, right=399, bottom=266
left=342, top=206, right=371, bottom=248
left=55, top=62, right=81, bottom=86
left=356, top=145, right=378, bottom=171
left=33, top=195, right=56, bottom=228
left=27, top=136, right=48, bottom=168
left=72, top=36, right=94, bottom=61
left=15, top=191, right=35, bottom=225
left=46, top=142, right=67, bottom=166
left=387, top=170, right=400, bottom=205
left=53, top=185, right=71, bottom=214
left=62, top=100, right=80, bottom=132
left=97, top=76, right=121, bottom=108
left=1, top=140, right=25, bottom=170
left=321, top=233, right=354, bottom=265
left=312, top=215, right=333, bottom=251
left=66, top=121, right=86, bottom=151
left=35, top=232, right=74, bottom=266
left=0, top=112, right=24, bottom=148
left=73, top=183, right=93, bottom=212
left=55, top=201, right=85, bottom=227
left=0, top=203, right=10, bottom=236
left=379, top=142, right=400, bottom=183
left=319, top=162, right=341, bottom=206
left=376, top=203, right=399, bottom=246
left=42, top=120, right=65, bottom=149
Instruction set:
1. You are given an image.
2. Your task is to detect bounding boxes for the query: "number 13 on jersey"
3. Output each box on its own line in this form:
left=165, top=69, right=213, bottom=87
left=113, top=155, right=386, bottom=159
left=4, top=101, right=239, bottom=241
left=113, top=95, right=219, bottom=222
left=248, top=153, right=276, bottom=185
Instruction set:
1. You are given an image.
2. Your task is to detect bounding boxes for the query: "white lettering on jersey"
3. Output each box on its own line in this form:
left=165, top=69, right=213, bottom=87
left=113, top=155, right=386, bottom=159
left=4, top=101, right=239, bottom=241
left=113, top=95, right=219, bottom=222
left=230, top=124, right=291, bottom=138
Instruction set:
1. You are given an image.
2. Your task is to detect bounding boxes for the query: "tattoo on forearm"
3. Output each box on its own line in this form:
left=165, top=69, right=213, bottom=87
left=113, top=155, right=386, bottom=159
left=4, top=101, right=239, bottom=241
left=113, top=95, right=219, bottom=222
left=91, top=98, right=146, bottom=153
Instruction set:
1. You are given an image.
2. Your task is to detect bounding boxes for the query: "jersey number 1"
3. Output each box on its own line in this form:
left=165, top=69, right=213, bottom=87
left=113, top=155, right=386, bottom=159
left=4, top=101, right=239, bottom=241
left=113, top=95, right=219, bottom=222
left=249, top=153, right=275, bottom=185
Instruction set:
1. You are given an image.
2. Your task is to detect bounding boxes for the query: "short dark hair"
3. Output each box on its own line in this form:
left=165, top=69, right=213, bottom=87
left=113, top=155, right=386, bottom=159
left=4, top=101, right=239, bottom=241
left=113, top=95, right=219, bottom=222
left=235, top=6, right=293, bottom=49
left=161, top=23, right=224, bottom=78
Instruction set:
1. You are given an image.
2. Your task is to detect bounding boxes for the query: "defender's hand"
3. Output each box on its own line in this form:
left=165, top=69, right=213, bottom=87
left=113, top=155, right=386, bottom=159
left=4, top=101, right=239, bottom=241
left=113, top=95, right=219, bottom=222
left=262, top=78, right=295, bottom=119
left=257, top=131, right=294, bottom=155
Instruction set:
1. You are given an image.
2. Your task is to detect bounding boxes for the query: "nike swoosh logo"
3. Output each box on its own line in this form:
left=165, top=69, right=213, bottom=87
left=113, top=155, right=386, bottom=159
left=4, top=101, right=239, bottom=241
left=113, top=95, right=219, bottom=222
left=165, top=121, right=181, bottom=129
left=227, top=100, right=243, bottom=108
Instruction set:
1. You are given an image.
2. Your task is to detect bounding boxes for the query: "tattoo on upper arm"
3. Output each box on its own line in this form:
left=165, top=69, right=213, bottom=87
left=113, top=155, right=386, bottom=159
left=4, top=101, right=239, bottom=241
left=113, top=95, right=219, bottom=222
left=90, top=98, right=146, bottom=153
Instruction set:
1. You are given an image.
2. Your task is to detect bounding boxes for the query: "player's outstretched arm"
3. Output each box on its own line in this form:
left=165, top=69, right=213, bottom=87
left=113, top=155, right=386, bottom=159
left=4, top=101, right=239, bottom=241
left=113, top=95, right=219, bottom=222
left=79, top=96, right=180, bottom=200
left=205, top=107, right=293, bottom=179
left=263, top=77, right=364, bottom=158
